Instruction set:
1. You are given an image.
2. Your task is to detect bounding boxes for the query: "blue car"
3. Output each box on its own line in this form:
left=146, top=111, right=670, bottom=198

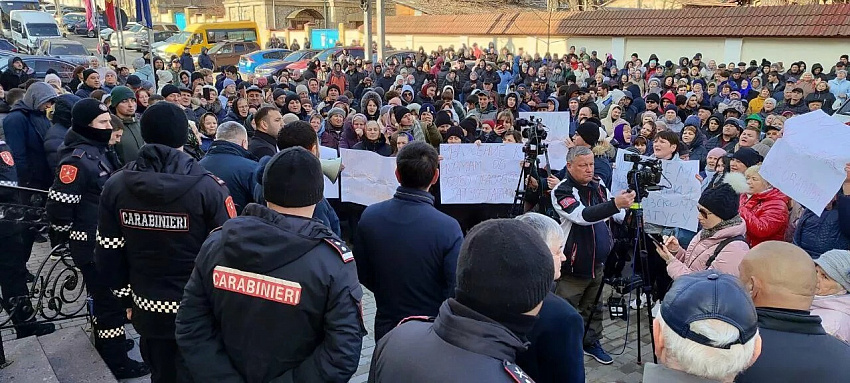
left=238, top=49, right=291, bottom=77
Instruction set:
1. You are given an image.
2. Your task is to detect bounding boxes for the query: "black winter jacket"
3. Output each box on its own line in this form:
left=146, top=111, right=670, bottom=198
left=95, top=144, right=233, bottom=339
left=176, top=203, right=365, bottom=383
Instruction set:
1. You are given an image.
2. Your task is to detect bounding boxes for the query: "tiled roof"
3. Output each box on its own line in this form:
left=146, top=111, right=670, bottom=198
left=392, top=0, right=547, bottom=15
left=382, top=4, right=850, bottom=38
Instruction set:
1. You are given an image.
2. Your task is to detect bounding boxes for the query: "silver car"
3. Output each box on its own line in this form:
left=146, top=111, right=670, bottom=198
left=111, top=23, right=179, bottom=51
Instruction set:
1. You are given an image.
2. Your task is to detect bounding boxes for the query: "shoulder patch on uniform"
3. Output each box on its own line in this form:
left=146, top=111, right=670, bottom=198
left=558, top=196, right=577, bottom=210
left=72, top=149, right=86, bottom=158
left=504, top=360, right=535, bottom=383
left=398, top=315, right=434, bottom=326
left=323, top=238, right=354, bottom=263
left=59, top=164, right=78, bottom=184
left=0, top=151, right=13, bottom=166
left=224, top=196, right=237, bottom=218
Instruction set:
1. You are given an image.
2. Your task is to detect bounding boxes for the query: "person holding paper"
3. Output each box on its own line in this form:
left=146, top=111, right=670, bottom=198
left=550, top=146, right=633, bottom=365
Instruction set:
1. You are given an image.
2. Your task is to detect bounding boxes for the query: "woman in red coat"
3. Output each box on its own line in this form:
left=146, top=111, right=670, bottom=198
left=739, top=165, right=791, bottom=247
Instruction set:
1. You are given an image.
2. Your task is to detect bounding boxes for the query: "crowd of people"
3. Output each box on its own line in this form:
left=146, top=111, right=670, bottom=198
left=0, top=38, right=849, bottom=383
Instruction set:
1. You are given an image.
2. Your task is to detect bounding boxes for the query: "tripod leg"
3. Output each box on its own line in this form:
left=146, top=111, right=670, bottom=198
left=582, top=274, right=607, bottom=341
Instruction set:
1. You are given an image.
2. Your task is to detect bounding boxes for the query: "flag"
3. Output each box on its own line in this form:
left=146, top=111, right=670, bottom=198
left=84, top=0, right=94, bottom=31
left=105, top=0, right=117, bottom=29
left=136, top=0, right=152, bottom=28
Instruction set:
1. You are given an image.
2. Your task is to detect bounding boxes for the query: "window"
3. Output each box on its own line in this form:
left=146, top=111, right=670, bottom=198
left=34, top=60, right=75, bottom=79
left=206, top=28, right=257, bottom=44
left=234, top=43, right=246, bottom=53
left=10, top=19, right=20, bottom=33
left=217, top=44, right=233, bottom=54
left=190, top=33, right=203, bottom=45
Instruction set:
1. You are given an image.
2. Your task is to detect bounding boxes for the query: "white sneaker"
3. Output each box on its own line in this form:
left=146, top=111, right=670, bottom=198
left=651, top=300, right=661, bottom=318
left=629, top=293, right=648, bottom=310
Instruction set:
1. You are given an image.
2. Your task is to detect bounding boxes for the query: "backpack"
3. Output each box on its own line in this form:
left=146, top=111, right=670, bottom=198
left=705, top=235, right=747, bottom=268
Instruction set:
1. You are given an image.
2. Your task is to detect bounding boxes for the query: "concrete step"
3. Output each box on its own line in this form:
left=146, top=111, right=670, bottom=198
left=37, top=327, right=118, bottom=383
left=0, top=336, right=60, bottom=383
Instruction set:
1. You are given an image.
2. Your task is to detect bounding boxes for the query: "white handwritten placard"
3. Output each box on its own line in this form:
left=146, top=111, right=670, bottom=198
left=339, top=148, right=399, bottom=206
left=612, top=149, right=701, bottom=231
left=518, top=112, right=572, bottom=140
left=439, top=143, right=524, bottom=204
left=760, top=110, right=850, bottom=216
left=319, top=146, right=340, bottom=199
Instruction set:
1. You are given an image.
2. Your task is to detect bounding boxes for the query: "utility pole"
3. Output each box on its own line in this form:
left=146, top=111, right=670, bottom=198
left=375, top=0, right=384, bottom=63
left=361, top=0, right=371, bottom=62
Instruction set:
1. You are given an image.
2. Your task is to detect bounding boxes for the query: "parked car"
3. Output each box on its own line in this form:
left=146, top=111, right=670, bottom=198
left=60, top=12, right=85, bottom=32
left=0, top=37, right=17, bottom=53
left=286, top=47, right=364, bottom=71
left=252, top=49, right=320, bottom=77
left=110, top=22, right=178, bottom=51
left=384, top=50, right=416, bottom=66
left=71, top=16, right=108, bottom=38
left=237, top=48, right=290, bottom=77
left=0, top=54, right=76, bottom=84
left=35, top=38, right=90, bottom=66
left=100, top=21, right=139, bottom=41
left=203, top=40, right=260, bottom=71
left=138, top=30, right=179, bottom=51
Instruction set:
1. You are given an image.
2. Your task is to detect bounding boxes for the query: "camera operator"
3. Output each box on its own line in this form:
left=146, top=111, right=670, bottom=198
left=550, top=146, right=634, bottom=365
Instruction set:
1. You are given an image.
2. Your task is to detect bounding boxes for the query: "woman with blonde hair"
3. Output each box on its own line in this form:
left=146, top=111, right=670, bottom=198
left=739, top=165, right=790, bottom=247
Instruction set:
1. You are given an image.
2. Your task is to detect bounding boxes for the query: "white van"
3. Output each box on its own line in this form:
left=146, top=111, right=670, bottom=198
left=10, top=10, right=61, bottom=54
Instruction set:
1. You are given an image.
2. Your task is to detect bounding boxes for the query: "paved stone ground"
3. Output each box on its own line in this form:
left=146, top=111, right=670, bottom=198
left=4, top=242, right=654, bottom=383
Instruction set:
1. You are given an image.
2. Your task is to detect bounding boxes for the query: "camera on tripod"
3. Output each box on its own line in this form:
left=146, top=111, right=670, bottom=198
left=516, top=116, right=548, bottom=160
left=623, top=153, right=663, bottom=199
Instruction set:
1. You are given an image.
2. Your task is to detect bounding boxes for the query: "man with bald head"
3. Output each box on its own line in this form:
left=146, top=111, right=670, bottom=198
left=736, top=241, right=850, bottom=383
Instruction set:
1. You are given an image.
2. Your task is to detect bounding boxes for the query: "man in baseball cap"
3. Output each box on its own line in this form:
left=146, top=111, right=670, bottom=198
left=646, top=270, right=761, bottom=382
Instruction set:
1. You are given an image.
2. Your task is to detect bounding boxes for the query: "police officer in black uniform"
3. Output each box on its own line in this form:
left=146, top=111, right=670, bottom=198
left=45, top=99, right=149, bottom=379
left=175, top=147, right=365, bottom=382
left=0, top=135, right=55, bottom=338
left=95, top=102, right=234, bottom=383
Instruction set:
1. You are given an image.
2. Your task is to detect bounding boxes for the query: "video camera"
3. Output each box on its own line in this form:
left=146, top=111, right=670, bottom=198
left=623, top=153, right=663, bottom=200
left=516, top=116, right=548, bottom=160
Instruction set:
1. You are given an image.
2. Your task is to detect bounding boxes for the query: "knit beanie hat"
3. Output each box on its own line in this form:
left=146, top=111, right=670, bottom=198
left=140, top=102, right=188, bottom=148
left=645, top=93, right=661, bottom=104
left=70, top=99, right=112, bottom=144
left=110, top=86, right=136, bottom=108
left=83, top=69, right=98, bottom=82
left=160, top=84, right=180, bottom=99
left=126, top=75, right=142, bottom=87
left=707, top=147, right=727, bottom=160
left=434, top=110, right=453, bottom=127
left=699, top=172, right=747, bottom=220
left=295, top=84, right=308, bottom=95
left=446, top=125, right=465, bottom=141
left=420, top=103, right=436, bottom=116
left=393, top=106, right=410, bottom=124
left=456, top=219, right=554, bottom=315
left=190, top=72, right=204, bottom=84
left=751, top=142, right=771, bottom=158
left=576, top=121, right=601, bottom=146
left=222, top=78, right=236, bottom=89
left=327, top=107, right=346, bottom=120
left=814, top=250, right=850, bottom=292
left=459, top=116, right=478, bottom=134
left=732, top=147, right=762, bottom=168
left=263, top=147, right=324, bottom=208
left=157, top=70, right=173, bottom=84
left=664, top=104, right=678, bottom=112
left=272, top=88, right=288, bottom=101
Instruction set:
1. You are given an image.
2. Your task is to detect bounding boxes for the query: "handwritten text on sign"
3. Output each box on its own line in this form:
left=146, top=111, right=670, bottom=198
left=339, top=148, right=399, bottom=206
left=612, top=149, right=701, bottom=231
left=439, top=143, right=524, bottom=204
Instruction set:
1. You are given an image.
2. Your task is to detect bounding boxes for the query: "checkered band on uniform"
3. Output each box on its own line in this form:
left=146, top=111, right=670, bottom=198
left=48, top=189, right=81, bottom=203
left=69, top=231, right=88, bottom=241
left=112, top=284, right=131, bottom=298
left=51, top=223, right=72, bottom=232
left=97, top=326, right=125, bottom=339
left=133, top=294, right=180, bottom=314
left=0, top=180, right=17, bottom=187
left=96, top=230, right=125, bottom=249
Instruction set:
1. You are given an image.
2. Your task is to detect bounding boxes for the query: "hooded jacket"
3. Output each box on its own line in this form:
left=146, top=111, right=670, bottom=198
left=739, top=188, right=790, bottom=247
left=179, top=52, right=195, bottom=73
left=369, top=299, right=530, bottom=382
left=115, top=114, right=144, bottom=165
left=175, top=203, right=364, bottom=383
left=198, top=48, right=214, bottom=70
left=43, top=94, right=80, bottom=174
left=360, top=91, right=382, bottom=121
left=4, top=82, right=56, bottom=189
left=95, top=144, right=232, bottom=339
left=0, top=56, right=30, bottom=91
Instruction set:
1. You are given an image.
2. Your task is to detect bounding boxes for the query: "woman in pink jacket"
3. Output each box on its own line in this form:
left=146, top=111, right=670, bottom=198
left=811, top=249, right=850, bottom=344
left=656, top=173, right=750, bottom=279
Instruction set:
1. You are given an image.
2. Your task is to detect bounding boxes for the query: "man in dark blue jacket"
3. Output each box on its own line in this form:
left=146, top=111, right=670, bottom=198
left=5, top=82, right=57, bottom=191
left=43, top=94, right=81, bottom=174
left=354, top=141, right=463, bottom=341
left=199, top=121, right=259, bottom=215
left=737, top=241, right=850, bottom=383
left=550, top=146, right=633, bottom=365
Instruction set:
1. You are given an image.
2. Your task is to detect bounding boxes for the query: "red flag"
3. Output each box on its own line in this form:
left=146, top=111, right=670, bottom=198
left=105, top=0, right=117, bottom=29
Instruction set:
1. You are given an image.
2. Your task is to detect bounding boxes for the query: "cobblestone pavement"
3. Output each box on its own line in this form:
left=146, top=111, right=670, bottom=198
left=3, top=242, right=654, bottom=383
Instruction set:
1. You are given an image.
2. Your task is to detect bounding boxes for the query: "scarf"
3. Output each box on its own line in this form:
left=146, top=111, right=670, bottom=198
left=700, top=215, right=743, bottom=240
